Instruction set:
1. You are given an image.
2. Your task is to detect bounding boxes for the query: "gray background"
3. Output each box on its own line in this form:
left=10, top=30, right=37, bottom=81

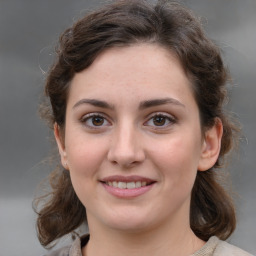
left=0, top=0, right=255, bottom=255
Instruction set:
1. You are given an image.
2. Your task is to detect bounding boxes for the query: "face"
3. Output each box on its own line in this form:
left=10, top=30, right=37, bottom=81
left=55, top=44, right=221, bottom=234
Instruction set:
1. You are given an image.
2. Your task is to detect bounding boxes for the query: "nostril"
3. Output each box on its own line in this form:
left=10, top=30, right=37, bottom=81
left=107, top=133, right=146, bottom=167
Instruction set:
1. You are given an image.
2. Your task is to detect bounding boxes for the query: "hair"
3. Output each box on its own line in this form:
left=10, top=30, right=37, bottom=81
left=35, top=0, right=239, bottom=248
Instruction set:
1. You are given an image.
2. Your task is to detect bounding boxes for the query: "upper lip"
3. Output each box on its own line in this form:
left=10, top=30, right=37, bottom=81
left=101, top=175, right=156, bottom=183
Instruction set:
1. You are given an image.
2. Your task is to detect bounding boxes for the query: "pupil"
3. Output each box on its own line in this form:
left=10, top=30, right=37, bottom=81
left=153, top=116, right=165, bottom=126
left=92, top=117, right=104, bottom=126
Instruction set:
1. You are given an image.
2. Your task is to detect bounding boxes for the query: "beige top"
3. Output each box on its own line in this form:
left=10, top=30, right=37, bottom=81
left=44, top=235, right=253, bottom=256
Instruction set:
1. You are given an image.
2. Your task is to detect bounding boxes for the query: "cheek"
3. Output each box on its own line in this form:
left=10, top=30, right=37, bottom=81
left=152, top=134, right=201, bottom=164
left=65, top=133, right=107, bottom=178
left=65, top=137, right=107, bottom=206
left=149, top=134, right=202, bottom=186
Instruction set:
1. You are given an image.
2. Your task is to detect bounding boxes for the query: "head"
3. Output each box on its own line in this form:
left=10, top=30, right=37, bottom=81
left=37, top=0, right=238, bottom=247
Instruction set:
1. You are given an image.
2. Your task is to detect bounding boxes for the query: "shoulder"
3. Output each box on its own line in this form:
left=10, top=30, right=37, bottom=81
left=214, top=239, right=254, bottom=256
left=42, top=234, right=89, bottom=256
left=193, top=236, right=254, bottom=256
left=42, top=245, right=71, bottom=256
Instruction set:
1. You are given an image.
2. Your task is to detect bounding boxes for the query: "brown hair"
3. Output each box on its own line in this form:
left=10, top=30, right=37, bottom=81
left=35, top=0, right=239, bottom=247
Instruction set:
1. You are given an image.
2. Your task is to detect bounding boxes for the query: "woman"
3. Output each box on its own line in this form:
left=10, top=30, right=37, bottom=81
left=35, top=0, right=253, bottom=255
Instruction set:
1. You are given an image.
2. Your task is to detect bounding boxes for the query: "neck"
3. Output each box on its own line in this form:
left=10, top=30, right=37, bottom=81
left=82, top=211, right=205, bottom=256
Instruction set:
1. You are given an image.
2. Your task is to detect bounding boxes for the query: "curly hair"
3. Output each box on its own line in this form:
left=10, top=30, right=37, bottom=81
left=35, top=0, right=239, bottom=247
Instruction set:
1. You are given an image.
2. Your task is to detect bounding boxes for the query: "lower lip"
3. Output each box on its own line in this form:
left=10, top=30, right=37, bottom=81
left=102, top=183, right=155, bottom=198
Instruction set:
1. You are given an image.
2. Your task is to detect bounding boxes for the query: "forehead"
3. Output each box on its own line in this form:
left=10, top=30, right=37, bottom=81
left=68, top=44, right=195, bottom=108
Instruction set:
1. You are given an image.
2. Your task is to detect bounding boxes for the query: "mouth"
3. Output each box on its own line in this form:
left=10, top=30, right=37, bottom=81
left=102, top=180, right=154, bottom=189
left=100, top=175, right=156, bottom=197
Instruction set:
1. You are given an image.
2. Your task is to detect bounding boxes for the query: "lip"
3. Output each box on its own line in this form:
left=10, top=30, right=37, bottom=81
left=101, top=175, right=155, bottom=183
left=100, top=175, right=156, bottom=198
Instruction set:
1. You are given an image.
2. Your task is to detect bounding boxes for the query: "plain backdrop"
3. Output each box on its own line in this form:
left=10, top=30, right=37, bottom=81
left=0, top=0, right=255, bottom=255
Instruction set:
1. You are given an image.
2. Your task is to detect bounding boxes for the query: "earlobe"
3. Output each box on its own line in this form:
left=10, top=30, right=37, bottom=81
left=54, top=123, right=68, bottom=170
left=198, top=118, right=223, bottom=171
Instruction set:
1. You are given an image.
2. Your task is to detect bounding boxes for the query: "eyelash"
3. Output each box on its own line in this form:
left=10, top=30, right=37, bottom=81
left=80, top=112, right=176, bottom=130
left=80, top=113, right=111, bottom=129
left=144, top=113, right=176, bottom=129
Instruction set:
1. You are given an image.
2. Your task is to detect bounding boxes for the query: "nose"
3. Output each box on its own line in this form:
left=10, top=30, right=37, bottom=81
left=107, top=124, right=145, bottom=168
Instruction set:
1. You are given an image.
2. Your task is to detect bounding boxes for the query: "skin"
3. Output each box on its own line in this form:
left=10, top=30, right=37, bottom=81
left=55, top=44, right=223, bottom=256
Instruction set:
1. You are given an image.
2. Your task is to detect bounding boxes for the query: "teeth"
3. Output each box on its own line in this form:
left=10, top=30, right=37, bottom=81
left=127, top=182, right=136, bottom=189
left=135, top=181, right=141, bottom=188
left=118, top=182, right=126, bottom=189
left=106, top=181, right=148, bottom=189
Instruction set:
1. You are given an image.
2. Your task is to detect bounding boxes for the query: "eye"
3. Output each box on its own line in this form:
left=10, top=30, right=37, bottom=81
left=144, top=113, right=176, bottom=128
left=80, top=113, right=111, bottom=129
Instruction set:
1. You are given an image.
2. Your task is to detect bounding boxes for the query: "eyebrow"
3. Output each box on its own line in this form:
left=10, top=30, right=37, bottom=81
left=73, top=97, right=185, bottom=110
left=139, top=98, right=185, bottom=109
left=73, top=99, right=114, bottom=109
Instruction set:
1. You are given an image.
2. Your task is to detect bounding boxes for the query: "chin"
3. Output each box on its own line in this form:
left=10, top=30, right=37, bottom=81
left=107, top=220, right=151, bottom=233
left=96, top=208, right=154, bottom=232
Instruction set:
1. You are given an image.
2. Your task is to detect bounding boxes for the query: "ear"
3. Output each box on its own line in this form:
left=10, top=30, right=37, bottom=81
left=198, top=118, right=223, bottom=171
left=54, top=123, right=69, bottom=170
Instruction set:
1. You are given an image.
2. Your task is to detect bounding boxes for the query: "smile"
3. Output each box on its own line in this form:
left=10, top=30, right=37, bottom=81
left=101, top=175, right=156, bottom=197
left=105, top=181, right=148, bottom=189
